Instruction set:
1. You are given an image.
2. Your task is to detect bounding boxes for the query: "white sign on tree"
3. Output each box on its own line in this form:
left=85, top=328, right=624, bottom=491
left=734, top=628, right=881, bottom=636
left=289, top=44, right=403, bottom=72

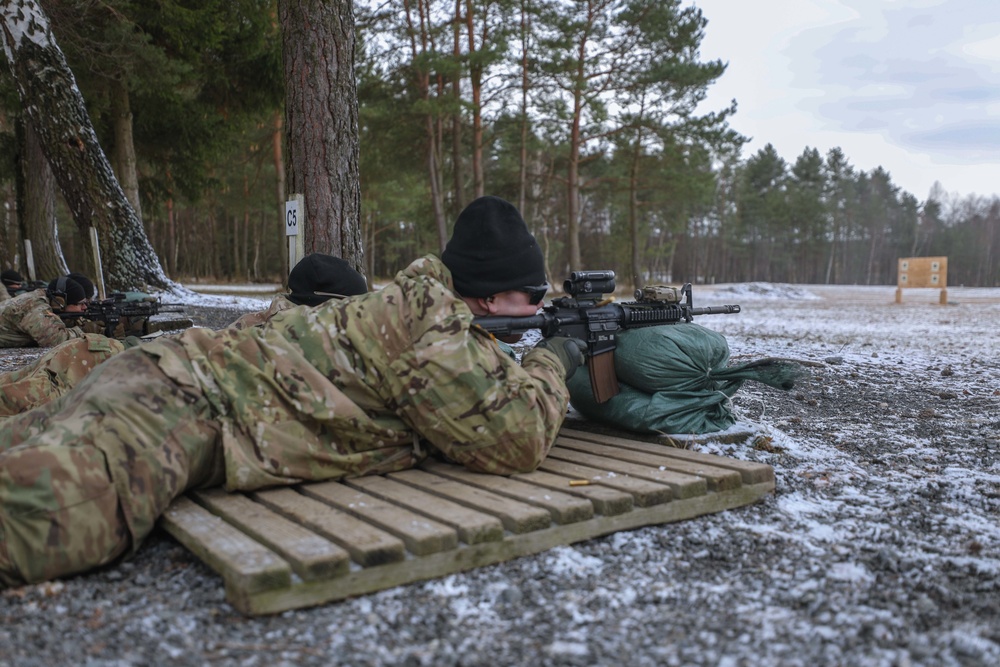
left=285, top=194, right=305, bottom=271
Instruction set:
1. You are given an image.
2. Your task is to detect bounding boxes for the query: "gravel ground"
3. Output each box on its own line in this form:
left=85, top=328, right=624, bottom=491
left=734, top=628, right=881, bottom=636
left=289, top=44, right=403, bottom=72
left=1, top=287, right=998, bottom=667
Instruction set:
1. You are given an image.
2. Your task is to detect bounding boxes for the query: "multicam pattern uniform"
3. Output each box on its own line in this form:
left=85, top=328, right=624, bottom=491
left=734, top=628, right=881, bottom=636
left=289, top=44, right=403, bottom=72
left=0, top=290, right=86, bottom=348
left=0, top=334, right=126, bottom=418
left=0, top=295, right=293, bottom=420
left=0, top=256, right=569, bottom=586
left=227, top=293, right=297, bottom=330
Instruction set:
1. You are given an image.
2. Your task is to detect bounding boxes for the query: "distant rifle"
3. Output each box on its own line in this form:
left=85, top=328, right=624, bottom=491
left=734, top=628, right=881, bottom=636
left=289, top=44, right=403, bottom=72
left=65, top=292, right=185, bottom=337
left=473, top=270, right=741, bottom=404
left=7, top=279, right=46, bottom=297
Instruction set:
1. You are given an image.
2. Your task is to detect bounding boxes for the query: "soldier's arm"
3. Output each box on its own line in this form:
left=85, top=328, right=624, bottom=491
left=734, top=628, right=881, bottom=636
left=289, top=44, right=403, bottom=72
left=392, top=330, right=570, bottom=475
left=21, top=303, right=86, bottom=347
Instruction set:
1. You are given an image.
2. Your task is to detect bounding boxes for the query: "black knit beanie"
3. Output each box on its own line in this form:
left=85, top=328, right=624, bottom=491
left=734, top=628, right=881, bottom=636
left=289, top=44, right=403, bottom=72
left=1, top=269, right=23, bottom=286
left=441, top=196, right=546, bottom=298
left=288, top=254, right=368, bottom=306
left=47, top=276, right=86, bottom=306
left=66, top=272, right=96, bottom=300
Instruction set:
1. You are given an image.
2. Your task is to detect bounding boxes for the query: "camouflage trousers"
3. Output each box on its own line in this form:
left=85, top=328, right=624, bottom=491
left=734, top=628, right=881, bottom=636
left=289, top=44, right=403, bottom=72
left=0, top=334, right=126, bottom=418
left=0, top=345, right=225, bottom=587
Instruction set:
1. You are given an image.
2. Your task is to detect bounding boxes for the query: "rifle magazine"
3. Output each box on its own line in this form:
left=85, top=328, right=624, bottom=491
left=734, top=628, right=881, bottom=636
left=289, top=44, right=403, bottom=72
left=588, top=351, right=620, bottom=404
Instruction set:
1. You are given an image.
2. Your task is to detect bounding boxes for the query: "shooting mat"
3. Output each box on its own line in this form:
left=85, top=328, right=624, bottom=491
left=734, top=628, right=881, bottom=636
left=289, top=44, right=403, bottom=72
left=161, top=426, right=771, bottom=616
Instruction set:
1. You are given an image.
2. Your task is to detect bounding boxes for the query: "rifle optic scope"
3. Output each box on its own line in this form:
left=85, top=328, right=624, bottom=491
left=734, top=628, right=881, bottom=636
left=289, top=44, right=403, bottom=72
left=564, top=270, right=616, bottom=297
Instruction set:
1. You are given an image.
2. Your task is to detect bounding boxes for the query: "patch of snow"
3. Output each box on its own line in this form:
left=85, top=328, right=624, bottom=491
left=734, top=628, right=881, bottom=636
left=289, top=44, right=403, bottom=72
left=714, top=282, right=821, bottom=300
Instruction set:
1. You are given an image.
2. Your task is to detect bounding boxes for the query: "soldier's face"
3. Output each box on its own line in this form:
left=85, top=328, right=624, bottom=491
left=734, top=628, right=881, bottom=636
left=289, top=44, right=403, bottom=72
left=488, top=290, right=541, bottom=317
left=64, top=303, right=87, bottom=314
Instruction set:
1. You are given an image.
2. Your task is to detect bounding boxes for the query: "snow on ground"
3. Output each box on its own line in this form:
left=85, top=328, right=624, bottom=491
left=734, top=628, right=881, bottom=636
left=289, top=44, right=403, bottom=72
left=1, top=281, right=998, bottom=666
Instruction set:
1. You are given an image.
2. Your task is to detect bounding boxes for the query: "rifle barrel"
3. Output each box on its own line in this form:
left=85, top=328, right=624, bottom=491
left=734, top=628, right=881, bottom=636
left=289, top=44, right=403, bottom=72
left=692, top=304, right=741, bottom=315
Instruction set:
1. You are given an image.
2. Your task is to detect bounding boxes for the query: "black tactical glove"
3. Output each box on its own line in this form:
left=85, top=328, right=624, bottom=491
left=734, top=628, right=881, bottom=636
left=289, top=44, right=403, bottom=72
left=533, top=336, right=588, bottom=380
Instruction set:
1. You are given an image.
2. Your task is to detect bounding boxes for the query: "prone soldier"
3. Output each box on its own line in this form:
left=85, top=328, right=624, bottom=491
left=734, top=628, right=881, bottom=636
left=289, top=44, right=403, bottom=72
left=0, top=195, right=579, bottom=587
left=0, top=255, right=369, bottom=419
left=0, top=275, right=102, bottom=348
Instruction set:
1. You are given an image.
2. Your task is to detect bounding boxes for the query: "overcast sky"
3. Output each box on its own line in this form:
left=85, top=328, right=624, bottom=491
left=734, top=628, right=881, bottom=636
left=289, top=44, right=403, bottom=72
left=694, top=0, right=999, bottom=203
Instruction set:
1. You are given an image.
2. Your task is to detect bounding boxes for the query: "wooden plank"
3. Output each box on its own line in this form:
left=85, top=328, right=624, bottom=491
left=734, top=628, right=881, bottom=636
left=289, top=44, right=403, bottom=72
left=254, top=487, right=404, bottom=567
left=300, top=481, right=458, bottom=557
left=420, top=460, right=595, bottom=525
left=238, top=481, right=776, bottom=616
left=160, top=496, right=290, bottom=595
left=163, top=428, right=778, bottom=616
left=560, top=418, right=755, bottom=447
left=389, top=468, right=551, bottom=534
left=536, top=458, right=672, bottom=507
left=554, top=436, right=742, bottom=492
left=511, top=469, right=634, bottom=516
left=191, top=489, right=349, bottom=581
left=345, top=476, right=504, bottom=545
left=547, top=446, right=707, bottom=499
left=559, top=427, right=774, bottom=485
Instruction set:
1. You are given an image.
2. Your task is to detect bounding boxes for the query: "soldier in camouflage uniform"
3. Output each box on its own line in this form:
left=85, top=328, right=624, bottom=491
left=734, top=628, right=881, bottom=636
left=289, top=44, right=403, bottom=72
left=0, top=276, right=100, bottom=348
left=229, top=253, right=367, bottom=329
left=0, top=196, right=585, bottom=587
left=0, top=255, right=368, bottom=419
left=0, top=334, right=128, bottom=418
left=1, top=269, right=25, bottom=302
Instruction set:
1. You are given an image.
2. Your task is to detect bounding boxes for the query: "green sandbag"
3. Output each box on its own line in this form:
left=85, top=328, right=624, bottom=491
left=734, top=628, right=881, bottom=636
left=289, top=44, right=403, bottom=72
left=567, top=378, right=741, bottom=434
left=614, top=323, right=732, bottom=394
left=567, top=323, right=805, bottom=435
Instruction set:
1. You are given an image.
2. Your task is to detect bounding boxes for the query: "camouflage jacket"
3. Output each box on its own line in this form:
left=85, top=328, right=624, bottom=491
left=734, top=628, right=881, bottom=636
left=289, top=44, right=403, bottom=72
left=0, top=295, right=293, bottom=420
left=227, top=294, right=297, bottom=330
left=0, top=290, right=86, bottom=348
left=143, top=255, right=570, bottom=491
left=0, top=334, right=126, bottom=417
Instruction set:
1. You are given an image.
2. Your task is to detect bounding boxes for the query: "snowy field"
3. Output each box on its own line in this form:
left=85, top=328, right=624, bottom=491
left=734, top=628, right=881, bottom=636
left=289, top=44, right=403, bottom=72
left=1, top=282, right=998, bottom=667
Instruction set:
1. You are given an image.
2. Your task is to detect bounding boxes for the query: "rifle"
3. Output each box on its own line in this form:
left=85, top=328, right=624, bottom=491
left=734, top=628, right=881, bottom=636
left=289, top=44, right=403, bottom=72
left=6, top=280, right=46, bottom=297
left=66, top=292, right=186, bottom=337
left=473, top=270, right=741, bottom=404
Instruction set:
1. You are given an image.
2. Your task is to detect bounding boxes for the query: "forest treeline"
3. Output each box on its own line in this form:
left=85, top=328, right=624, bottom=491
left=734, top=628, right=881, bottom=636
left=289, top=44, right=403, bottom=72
left=1, top=0, right=997, bottom=288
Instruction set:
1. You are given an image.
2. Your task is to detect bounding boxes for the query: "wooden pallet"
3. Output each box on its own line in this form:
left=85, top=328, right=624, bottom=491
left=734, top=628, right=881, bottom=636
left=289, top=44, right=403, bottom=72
left=160, top=427, right=773, bottom=615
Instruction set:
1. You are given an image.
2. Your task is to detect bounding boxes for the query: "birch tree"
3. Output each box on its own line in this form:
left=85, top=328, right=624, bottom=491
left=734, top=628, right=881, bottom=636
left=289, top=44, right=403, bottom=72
left=1, top=0, right=172, bottom=291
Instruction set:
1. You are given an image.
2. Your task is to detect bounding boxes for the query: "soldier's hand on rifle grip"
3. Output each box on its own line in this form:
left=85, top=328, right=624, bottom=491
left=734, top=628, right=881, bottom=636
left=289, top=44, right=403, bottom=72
left=534, top=336, right=588, bottom=381
left=79, top=319, right=105, bottom=335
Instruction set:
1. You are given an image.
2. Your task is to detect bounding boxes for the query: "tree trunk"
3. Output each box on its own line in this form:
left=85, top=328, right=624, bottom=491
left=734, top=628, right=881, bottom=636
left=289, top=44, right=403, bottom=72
left=567, top=84, right=582, bottom=270
left=109, top=78, right=142, bottom=223
left=20, top=118, right=67, bottom=279
left=450, top=0, right=464, bottom=211
left=271, top=112, right=287, bottom=275
left=517, top=0, right=529, bottom=214
left=1, top=1, right=172, bottom=292
left=628, top=138, right=641, bottom=291
left=565, top=31, right=586, bottom=271
left=403, top=0, right=448, bottom=250
left=464, top=0, right=484, bottom=199
left=279, top=0, right=364, bottom=271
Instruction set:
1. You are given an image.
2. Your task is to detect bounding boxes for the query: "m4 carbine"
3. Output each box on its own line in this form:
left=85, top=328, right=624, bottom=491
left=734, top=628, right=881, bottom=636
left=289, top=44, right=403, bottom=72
left=473, top=271, right=740, bottom=403
left=80, top=293, right=185, bottom=338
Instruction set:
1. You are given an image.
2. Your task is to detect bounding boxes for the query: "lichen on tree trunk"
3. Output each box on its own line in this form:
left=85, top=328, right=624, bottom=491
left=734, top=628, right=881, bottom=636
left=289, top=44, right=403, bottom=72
left=1, top=1, right=173, bottom=293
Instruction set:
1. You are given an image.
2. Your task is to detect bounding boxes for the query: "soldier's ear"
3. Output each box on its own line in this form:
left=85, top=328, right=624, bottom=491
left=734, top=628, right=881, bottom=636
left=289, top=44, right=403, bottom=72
left=49, top=294, right=67, bottom=312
